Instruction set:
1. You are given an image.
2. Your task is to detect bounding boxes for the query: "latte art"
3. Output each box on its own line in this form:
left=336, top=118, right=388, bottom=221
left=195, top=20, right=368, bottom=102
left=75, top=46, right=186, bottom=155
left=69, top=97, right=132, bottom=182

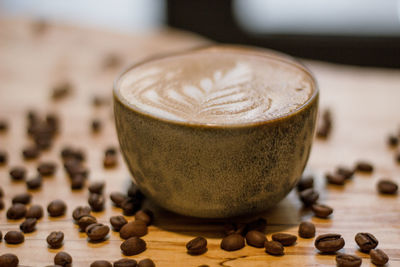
left=118, top=47, right=314, bottom=125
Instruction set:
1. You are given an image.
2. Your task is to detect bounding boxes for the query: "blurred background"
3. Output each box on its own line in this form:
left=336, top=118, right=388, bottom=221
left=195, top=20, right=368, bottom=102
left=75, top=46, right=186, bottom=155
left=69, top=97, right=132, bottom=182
left=1, top=0, right=400, bottom=67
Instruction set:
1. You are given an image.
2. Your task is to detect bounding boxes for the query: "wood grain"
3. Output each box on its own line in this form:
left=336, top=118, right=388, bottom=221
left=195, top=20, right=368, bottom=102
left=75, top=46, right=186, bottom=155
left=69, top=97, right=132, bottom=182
left=0, top=18, right=399, bottom=267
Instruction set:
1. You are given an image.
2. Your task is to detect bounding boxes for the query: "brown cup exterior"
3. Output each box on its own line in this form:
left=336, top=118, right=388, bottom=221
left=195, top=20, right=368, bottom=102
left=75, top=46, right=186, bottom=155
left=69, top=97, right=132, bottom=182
left=113, top=46, right=319, bottom=218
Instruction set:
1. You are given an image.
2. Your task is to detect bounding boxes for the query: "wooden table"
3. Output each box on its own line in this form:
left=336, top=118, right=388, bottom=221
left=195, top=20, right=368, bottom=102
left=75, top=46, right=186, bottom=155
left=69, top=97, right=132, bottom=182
left=0, top=18, right=399, bottom=267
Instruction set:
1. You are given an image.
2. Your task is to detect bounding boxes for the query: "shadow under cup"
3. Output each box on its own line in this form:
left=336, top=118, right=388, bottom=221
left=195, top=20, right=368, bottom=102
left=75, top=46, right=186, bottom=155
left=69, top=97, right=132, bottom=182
left=113, top=46, right=319, bottom=218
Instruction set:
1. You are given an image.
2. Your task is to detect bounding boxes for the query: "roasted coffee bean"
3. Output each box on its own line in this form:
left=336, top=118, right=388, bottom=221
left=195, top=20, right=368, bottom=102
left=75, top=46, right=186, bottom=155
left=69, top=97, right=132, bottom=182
left=92, top=95, right=108, bottom=107
left=355, top=161, right=374, bottom=173
left=245, top=230, right=266, bottom=248
left=388, top=135, right=398, bottom=147
left=0, top=199, right=3, bottom=210
left=88, top=181, right=105, bottom=194
left=120, top=220, right=148, bottom=239
left=12, top=192, right=32, bottom=205
left=113, top=258, right=137, bottom=267
left=297, top=175, right=314, bottom=191
left=48, top=200, right=67, bottom=217
left=0, top=186, right=3, bottom=197
left=311, top=203, right=333, bottom=218
left=91, top=119, right=102, bottom=133
left=22, top=145, right=40, bottom=159
left=110, top=192, right=127, bottom=207
left=223, top=222, right=246, bottom=236
left=0, top=253, right=19, bottom=267
left=47, top=231, right=64, bottom=248
left=370, top=249, right=389, bottom=266
left=245, top=218, right=267, bottom=233
left=7, top=203, right=27, bottom=219
left=121, top=237, right=146, bottom=256
left=121, top=197, right=142, bottom=216
left=110, top=215, right=127, bottom=232
left=127, top=183, right=142, bottom=198
left=0, top=231, right=2, bottom=241
left=4, top=231, right=24, bottom=244
left=298, top=221, right=316, bottom=238
left=103, top=154, right=117, bottom=168
left=71, top=175, right=86, bottom=190
left=299, top=188, right=319, bottom=206
left=78, top=215, right=97, bottom=232
left=52, top=82, right=72, bottom=100
left=0, top=150, right=7, bottom=165
left=220, top=234, right=245, bottom=251
left=65, top=162, right=88, bottom=179
left=54, top=251, right=72, bottom=266
left=315, top=233, right=345, bottom=253
left=355, top=232, right=378, bottom=252
left=88, top=193, right=105, bottom=212
left=26, top=175, right=43, bottom=190
left=186, top=236, right=207, bottom=255
left=86, top=223, right=110, bottom=241
left=0, top=119, right=8, bottom=132
left=377, top=179, right=398, bottom=195
left=135, top=209, right=153, bottom=226
left=9, top=166, right=26, bottom=181
left=26, top=204, right=44, bottom=219
left=326, top=173, right=346, bottom=185
left=20, top=218, right=37, bottom=233
left=396, top=152, right=400, bottom=163
left=105, top=147, right=117, bottom=156
left=271, top=233, right=297, bottom=246
left=72, top=206, right=91, bottom=221
left=91, top=260, right=112, bottom=267
left=37, top=162, right=57, bottom=176
left=336, top=166, right=355, bottom=180
left=137, top=259, right=155, bottom=267
left=336, top=253, right=362, bottom=267
left=265, top=241, right=284, bottom=256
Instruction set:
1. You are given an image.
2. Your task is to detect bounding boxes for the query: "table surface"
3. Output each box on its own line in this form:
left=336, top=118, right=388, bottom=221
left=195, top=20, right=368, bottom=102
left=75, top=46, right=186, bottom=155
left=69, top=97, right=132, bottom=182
left=0, top=18, right=399, bottom=267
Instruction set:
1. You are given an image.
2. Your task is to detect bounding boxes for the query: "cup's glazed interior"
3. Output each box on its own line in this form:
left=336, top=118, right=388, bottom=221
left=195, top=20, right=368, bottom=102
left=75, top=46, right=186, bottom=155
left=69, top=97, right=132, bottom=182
left=113, top=45, right=319, bottom=218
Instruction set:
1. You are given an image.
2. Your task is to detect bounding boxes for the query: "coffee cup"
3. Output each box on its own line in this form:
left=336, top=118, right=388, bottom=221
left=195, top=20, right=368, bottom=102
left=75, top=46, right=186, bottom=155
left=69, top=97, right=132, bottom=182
left=113, top=45, right=318, bottom=218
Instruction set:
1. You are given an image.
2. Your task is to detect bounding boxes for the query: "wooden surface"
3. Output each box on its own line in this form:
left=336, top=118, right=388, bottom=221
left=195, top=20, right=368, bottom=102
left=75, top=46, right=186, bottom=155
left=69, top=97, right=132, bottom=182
left=0, top=18, right=399, bottom=267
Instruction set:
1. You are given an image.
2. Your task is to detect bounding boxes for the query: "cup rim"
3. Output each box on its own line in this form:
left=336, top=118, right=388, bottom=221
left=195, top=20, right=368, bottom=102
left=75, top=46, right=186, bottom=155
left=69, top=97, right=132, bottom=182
left=113, top=44, right=319, bottom=129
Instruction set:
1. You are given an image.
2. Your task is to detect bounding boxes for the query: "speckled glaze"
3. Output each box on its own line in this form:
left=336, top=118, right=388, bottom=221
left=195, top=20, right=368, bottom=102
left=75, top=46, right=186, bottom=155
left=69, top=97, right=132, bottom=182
left=113, top=46, right=319, bottom=218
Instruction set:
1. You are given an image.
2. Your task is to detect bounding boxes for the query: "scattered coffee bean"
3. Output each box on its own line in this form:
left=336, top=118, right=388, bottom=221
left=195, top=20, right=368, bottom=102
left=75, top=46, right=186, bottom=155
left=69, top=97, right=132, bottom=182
left=103, top=154, right=117, bottom=168
left=4, top=231, right=24, bottom=244
left=265, top=240, right=284, bottom=256
left=377, top=179, right=398, bottom=195
left=135, top=209, right=153, bottom=226
left=20, top=218, right=37, bottom=233
left=91, top=119, right=102, bottom=133
left=388, top=135, right=398, bottom=147
left=220, top=234, right=245, bottom=251
left=121, top=197, right=142, bottom=216
left=0, top=199, right=4, bottom=210
left=47, top=231, right=64, bottom=248
left=7, top=203, right=27, bottom=219
left=12, top=192, right=32, bottom=205
left=311, top=203, right=333, bottom=218
left=88, top=193, right=105, bottom=212
left=70, top=175, right=86, bottom=190
left=137, top=259, right=155, bottom=267
left=37, top=162, right=57, bottom=176
left=355, top=161, right=374, bottom=173
left=110, top=192, right=127, bottom=207
left=120, top=220, right=148, bottom=239
left=223, top=222, right=246, bottom=236
left=315, top=233, right=345, bottom=253
left=92, top=95, right=108, bottom=107
left=78, top=215, right=97, bottom=232
left=245, top=217, right=267, bottom=233
left=369, top=249, right=389, bottom=266
left=86, top=223, right=110, bottom=241
left=396, top=152, right=400, bottom=163
left=22, top=145, right=40, bottom=159
left=105, top=147, right=117, bottom=156
left=26, top=175, right=43, bottom=190
left=9, top=166, right=26, bottom=181
left=0, top=150, right=8, bottom=165
left=298, top=221, right=316, bottom=238
left=0, top=253, right=19, bottom=267
left=54, top=251, right=72, bottom=266
left=186, top=236, right=207, bottom=255
left=0, top=186, right=3, bottom=197
left=121, top=237, right=147, bottom=256
left=72, top=206, right=91, bottom=221
left=26, top=204, right=44, bottom=219
left=355, top=232, right=378, bottom=252
left=336, top=166, right=355, bottom=180
left=113, top=258, right=137, bottom=267
left=336, top=253, right=362, bottom=267
left=326, top=173, right=346, bottom=185
left=52, top=82, right=72, bottom=100
left=271, top=233, right=297, bottom=246
left=316, top=109, right=332, bottom=139
left=245, top=230, right=266, bottom=248
left=110, top=215, right=127, bottom=232
left=0, top=119, right=8, bottom=132
left=0, top=230, right=2, bottom=241
left=88, top=181, right=105, bottom=194
left=47, top=200, right=67, bottom=217
left=297, top=175, right=314, bottom=191
left=299, top=188, right=319, bottom=206
left=91, top=260, right=112, bottom=267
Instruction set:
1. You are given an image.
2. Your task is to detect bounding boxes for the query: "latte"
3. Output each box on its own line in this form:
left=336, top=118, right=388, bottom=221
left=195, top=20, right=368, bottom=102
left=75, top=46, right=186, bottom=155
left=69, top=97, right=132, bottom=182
left=117, top=46, right=314, bottom=125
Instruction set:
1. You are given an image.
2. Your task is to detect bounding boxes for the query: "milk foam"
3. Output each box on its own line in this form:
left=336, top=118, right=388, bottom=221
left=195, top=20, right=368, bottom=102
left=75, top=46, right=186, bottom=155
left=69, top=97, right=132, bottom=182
left=118, top=47, right=314, bottom=125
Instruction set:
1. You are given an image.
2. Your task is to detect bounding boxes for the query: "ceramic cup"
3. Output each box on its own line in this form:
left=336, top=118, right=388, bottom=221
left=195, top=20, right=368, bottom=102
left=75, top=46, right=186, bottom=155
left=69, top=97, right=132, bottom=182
left=113, top=45, right=319, bottom=218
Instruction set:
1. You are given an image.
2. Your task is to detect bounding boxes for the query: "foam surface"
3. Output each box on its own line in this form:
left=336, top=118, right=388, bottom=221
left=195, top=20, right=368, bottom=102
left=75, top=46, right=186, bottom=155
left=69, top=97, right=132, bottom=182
left=118, top=47, right=314, bottom=125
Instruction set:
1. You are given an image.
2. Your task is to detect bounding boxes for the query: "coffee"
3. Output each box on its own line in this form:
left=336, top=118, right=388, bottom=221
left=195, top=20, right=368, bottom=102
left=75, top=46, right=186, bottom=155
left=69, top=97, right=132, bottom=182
left=118, top=47, right=314, bottom=125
